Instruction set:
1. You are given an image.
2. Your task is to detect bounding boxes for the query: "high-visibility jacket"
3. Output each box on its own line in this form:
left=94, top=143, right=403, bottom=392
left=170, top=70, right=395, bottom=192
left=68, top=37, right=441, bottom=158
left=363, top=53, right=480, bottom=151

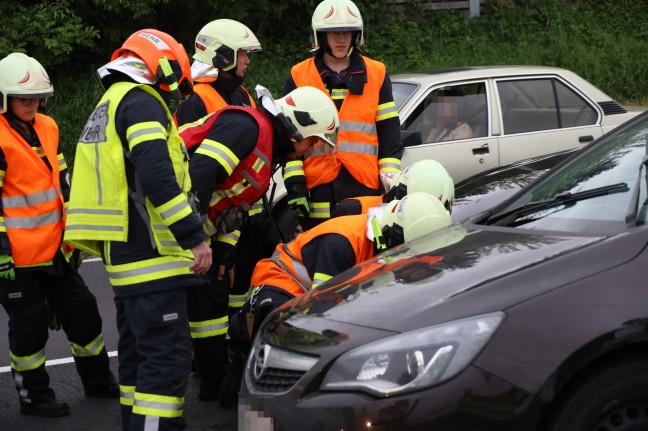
left=0, top=114, right=65, bottom=266
left=290, top=56, right=392, bottom=190
left=65, top=82, right=197, bottom=267
left=349, top=195, right=383, bottom=215
left=173, top=82, right=256, bottom=126
left=194, top=82, right=256, bottom=113
left=251, top=214, right=374, bottom=297
left=179, top=106, right=273, bottom=236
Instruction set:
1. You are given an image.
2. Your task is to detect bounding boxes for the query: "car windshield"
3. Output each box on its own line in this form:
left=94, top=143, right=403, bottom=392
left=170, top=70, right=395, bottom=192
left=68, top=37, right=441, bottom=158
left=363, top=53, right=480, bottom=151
left=483, top=112, right=648, bottom=235
left=392, top=81, right=418, bottom=112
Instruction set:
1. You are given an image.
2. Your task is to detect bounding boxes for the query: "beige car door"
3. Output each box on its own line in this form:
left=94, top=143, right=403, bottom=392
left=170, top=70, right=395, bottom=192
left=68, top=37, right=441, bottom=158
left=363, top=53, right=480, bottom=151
left=495, top=77, right=603, bottom=166
left=400, top=81, right=500, bottom=182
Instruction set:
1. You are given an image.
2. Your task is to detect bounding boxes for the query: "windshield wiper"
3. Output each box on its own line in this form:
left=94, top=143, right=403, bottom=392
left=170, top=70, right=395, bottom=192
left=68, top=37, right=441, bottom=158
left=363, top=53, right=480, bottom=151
left=625, top=141, right=648, bottom=226
left=486, top=182, right=629, bottom=225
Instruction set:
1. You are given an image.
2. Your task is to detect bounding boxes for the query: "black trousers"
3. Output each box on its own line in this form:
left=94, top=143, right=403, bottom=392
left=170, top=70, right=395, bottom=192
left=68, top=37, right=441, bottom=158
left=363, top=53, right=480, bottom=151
left=116, top=287, right=192, bottom=431
left=0, top=254, right=114, bottom=405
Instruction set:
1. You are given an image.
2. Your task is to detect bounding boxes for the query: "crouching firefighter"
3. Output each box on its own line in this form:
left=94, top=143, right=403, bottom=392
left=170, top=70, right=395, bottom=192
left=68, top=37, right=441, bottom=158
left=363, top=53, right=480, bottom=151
left=219, top=192, right=452, bottom=409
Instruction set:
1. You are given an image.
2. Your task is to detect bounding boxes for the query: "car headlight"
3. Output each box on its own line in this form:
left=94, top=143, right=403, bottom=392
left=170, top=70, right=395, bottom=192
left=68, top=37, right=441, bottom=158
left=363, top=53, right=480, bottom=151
left=320, top=312, right=505, bottom=397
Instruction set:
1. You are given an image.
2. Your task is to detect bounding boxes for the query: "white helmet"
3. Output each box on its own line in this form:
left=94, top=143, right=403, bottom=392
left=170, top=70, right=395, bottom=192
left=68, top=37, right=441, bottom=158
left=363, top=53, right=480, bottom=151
left=391, top=159, right=455, bottom=212
left=193, top=19, right=262, bottom=72
left=311, top=0, right=364, bottom=51
left=381, top=192, right=451, bottom=247
left=274, top=86, right=339, bottom=148
left=0, top=53, right=54, bottom=114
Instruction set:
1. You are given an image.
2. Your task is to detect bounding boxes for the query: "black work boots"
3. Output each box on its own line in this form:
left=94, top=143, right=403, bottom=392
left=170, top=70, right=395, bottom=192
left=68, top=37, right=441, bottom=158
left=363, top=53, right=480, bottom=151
left=20, top=399, right=70, bottom=417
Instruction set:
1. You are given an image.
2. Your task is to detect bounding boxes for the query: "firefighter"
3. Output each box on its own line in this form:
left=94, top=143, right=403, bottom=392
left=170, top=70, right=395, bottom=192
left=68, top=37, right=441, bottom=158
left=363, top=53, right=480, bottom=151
left=219, top=191, right=451, bottom=408
left=64, top=29, right=212, bottom=431
left=0, top=53, right=118, bottom=418
left=178, top=84, right=339, bottom=401
left=175, top=18, right=262, bottom=124
left=173, top=19, right=271, bottom=401
left=283, top=0, right=403, bottom=231
left=332, top=158, right=455, bottom=217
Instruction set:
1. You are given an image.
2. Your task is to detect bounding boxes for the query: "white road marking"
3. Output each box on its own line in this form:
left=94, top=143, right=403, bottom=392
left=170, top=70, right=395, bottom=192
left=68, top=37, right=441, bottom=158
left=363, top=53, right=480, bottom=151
left=0, top=351, right=118, bottom=373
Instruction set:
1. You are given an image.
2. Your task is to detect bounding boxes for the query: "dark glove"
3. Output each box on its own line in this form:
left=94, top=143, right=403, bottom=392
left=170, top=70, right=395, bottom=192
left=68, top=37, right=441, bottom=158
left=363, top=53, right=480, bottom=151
left=0, top=255, right=15, bottom=281
left=213, top=237, right=236, bottom=269
left=284, top=164, right=309, bottom=218
left=287, top=196, right=310, bottom=218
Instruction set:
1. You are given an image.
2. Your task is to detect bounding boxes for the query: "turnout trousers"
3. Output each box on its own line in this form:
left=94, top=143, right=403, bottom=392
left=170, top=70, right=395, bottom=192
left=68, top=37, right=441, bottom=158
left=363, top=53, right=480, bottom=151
left=0, top=255, right=114, bottom=406
left=115, top=287, right=192, bottom=431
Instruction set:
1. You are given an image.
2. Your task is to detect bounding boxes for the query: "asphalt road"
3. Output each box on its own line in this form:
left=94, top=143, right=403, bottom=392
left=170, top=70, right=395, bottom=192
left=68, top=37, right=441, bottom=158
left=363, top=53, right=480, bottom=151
left=0, top=259, right=236, bottom=431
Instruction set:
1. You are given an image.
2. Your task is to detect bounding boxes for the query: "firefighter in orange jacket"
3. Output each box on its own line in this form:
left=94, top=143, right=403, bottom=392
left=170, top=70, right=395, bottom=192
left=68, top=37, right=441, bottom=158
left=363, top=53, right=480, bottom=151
left=332, top=159, right=455, bottom=217
left=0, top=53, right=118, bottom=418
left=174, top=18, right=270, bottom=401
left=219, top=192, right=451, bottom=408
left=283, top=0, right=403, bottom=232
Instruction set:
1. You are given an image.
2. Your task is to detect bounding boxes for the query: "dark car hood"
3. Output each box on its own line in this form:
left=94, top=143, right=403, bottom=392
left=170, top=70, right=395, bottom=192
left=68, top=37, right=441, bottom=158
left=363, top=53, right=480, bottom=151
left=279, top=225, right=617, bottom=334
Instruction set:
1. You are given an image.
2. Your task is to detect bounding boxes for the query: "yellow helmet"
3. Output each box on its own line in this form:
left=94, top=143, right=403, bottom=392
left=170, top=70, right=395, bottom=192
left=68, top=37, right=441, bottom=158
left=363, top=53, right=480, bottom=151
left=0, top=53, right=54, bottom=114
left=311, top=0, right=364, bottom=51
left=381, top=192, right=451, bottom=247
left=391, top=159, right=455, bottom=212
left=193, top=19, right=261, bottom=71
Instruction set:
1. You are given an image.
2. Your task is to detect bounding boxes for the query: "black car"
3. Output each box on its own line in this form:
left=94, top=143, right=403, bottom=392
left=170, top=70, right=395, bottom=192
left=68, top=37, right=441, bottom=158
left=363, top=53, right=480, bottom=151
left=451, top=148, right=577, bottom=223
left=240, top=111, right=648, bottom=430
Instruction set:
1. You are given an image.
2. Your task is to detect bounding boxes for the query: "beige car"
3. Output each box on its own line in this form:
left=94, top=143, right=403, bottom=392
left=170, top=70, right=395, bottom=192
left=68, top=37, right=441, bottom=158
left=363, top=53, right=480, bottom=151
left=269, top=65, right=639, bottom=238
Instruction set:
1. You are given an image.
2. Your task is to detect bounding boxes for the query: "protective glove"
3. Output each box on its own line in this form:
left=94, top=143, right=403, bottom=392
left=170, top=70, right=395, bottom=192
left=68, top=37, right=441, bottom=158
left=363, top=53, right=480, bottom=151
left=287, top=196, right=310, bottom=218
left=0, top=255, right=15, bottom=281
left=213, top=236, right=236, bottom=270
left=283, top=163, right=309, bottom=218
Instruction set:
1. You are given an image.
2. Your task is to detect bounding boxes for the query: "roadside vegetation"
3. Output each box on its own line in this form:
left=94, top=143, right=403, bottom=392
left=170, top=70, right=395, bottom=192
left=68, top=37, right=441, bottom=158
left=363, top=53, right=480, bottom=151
left=2, top=0, right=647, bottom=163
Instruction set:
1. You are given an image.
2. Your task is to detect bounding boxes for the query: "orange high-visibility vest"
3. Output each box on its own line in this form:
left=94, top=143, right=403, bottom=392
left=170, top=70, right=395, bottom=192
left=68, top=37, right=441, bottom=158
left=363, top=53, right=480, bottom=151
left=290, top=56, right=385, bottom=190
left=0, top=114, right=64, bottom=266
left=173, top=82, right=256, bottom=126
left=193, top=82, right=256, bottom=113
left=251, top=214, right=374, bottom=297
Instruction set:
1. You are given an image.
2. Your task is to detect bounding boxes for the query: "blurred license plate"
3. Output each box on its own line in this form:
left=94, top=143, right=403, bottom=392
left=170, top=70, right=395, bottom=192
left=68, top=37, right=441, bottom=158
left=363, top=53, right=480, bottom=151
left=239, top=405, right=274, bottom=431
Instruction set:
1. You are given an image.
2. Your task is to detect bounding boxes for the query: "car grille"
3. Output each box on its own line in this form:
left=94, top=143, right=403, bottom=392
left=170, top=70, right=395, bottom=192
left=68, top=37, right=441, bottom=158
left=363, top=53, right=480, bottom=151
left=245, top=338, right=319, bottom=395
left=247, top=366, right=306, bottom=393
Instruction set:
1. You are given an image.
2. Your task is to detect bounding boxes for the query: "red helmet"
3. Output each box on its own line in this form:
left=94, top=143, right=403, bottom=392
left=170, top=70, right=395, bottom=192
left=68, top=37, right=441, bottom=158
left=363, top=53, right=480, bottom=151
left=112, top=29, right=193, bottom=100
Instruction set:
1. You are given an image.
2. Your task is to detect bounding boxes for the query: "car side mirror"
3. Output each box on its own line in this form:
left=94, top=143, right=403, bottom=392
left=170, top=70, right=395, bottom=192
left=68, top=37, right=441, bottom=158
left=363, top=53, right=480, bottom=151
left=401, top=130, right=423, bottom=148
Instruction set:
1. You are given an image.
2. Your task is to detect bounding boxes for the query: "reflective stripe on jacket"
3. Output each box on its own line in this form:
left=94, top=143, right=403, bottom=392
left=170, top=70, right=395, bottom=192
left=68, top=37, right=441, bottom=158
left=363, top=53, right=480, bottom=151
left=65, top=82, right=195, bottom=262
left=250, top=214, right=374, bottom=297
left=0, top=114, right=64, bottom=266
left=290, top=56, right=385, bottom=190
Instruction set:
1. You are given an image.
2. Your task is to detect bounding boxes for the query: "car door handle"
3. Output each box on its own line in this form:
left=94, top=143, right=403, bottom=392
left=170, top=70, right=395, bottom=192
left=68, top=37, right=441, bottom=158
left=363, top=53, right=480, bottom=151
left=473, top=144, right=490, bottom=155
left=579, top=135, right=594, bottom=143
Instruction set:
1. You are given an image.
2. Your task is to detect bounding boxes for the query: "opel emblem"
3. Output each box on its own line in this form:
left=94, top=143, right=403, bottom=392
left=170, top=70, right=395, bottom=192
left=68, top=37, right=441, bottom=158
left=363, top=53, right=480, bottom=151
left=253, top=343, right=271, bottom=381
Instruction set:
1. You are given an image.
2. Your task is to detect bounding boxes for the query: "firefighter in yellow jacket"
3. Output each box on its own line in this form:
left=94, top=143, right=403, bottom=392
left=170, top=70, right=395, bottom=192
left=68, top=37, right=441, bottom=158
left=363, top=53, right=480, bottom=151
left=219, top=192, right=451, bottom=408
left=64, top=30, right=212, bottom=431
left=283, top=0, right=403, bottom=232
left=0, top=53, right=118, bottom=418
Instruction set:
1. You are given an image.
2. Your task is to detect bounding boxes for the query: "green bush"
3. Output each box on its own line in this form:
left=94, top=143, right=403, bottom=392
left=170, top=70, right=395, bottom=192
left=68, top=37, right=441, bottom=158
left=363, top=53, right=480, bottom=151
left=7, top=0, right=647, bottom=165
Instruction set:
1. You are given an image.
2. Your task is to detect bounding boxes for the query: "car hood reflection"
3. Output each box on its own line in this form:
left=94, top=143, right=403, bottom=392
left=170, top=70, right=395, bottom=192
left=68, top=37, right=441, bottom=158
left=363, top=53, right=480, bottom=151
left=279, top=226, right=606, bottom=334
